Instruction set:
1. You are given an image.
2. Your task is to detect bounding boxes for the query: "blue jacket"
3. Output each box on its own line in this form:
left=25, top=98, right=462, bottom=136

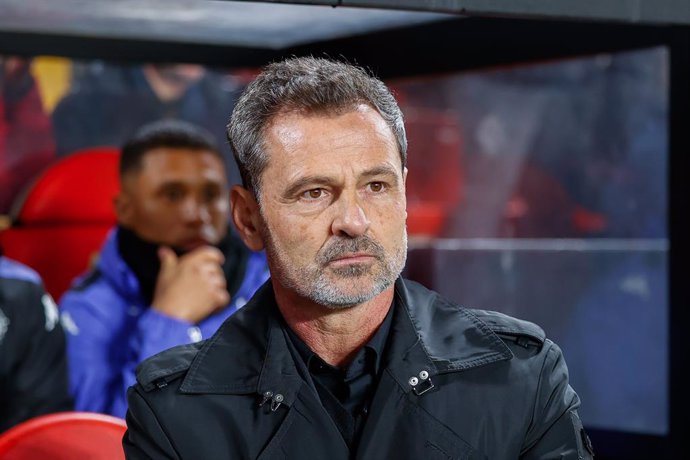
left=60, top=229, right=268, bottom=418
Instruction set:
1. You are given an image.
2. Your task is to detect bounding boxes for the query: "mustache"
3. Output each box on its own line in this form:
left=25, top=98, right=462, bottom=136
left=317, top=235, right=385, bottom=265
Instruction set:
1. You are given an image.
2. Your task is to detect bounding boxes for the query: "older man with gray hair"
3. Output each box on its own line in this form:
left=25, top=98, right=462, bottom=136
left=123, top=57, right=593, bottom=460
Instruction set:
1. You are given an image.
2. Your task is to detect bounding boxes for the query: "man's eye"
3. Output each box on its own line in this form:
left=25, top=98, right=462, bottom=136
left=203, top=188, right=221, bottom=202
left=164, top=189, right=185, bottom=201
left=301, top=189, right=325, bottom=200
left=368, top=182, right=385, bottom=193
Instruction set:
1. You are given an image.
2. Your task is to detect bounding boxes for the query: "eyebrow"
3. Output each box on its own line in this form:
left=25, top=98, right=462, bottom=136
left=360, top=165, right=400, bottom=182
left=283, top=175, right=335, bottom=198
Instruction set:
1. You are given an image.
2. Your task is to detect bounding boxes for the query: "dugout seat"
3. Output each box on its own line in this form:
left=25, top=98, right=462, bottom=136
left=0, top=411, right=127, bottom=459
left=0, top=147, right=120, bottom=300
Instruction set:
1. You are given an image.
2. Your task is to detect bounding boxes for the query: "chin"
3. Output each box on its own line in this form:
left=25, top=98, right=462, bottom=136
left=309, top=275, right=393, bottom=309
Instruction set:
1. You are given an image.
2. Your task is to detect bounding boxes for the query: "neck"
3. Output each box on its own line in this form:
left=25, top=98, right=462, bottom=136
left=274, top=282, right=394, bottom=368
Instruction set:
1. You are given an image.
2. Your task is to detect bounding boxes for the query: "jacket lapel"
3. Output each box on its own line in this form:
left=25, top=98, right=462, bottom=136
left=176, top=281, right=341, bottom=459
left=385, top=278, right=513, bottom=392
left=178, top=281, right=303, bottom=406
left=357, top=279, right=512, bottom=459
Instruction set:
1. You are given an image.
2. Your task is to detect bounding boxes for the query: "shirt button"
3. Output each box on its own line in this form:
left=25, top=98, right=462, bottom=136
left=187, top=326, right=202, bottom=342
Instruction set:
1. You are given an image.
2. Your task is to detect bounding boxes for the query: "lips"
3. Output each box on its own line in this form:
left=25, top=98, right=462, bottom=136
left=328, top=253, right=377, bottom=264
left=180, top=237, right=210, bottom=251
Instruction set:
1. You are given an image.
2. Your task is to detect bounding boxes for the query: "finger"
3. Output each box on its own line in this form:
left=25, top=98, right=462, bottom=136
left=184, top=246, right=225, bottom=265
left=158, top=246, right=178, bottom=274
left=195, top=260, right=225, bottom=278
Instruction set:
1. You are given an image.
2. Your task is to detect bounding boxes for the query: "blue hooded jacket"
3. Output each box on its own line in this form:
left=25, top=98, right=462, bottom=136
left=59, top=228, right=268, bottom=418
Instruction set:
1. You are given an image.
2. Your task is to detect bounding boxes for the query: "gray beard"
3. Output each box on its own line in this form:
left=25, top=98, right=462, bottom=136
left=262, top=223, right=407, bottom=309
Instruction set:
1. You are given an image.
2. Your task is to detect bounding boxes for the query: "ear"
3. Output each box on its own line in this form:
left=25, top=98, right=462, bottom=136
left=403, top=167, right=408, bottom=186
left=114, top=191, right=134, bottom=227
left=230, top=185, right=265, bottom=251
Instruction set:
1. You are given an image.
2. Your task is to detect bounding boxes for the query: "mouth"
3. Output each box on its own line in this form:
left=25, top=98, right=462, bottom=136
left=179, top=237, right=211, bottom=251
left=327, top=253, right=377, bottom=266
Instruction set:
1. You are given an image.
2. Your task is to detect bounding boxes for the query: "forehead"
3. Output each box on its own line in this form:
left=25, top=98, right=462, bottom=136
left=134, top=147, right=226, bottom=184
left=262, top=105, right=401, bottom=177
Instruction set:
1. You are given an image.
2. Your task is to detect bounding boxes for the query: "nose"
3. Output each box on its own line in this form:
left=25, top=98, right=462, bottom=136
left=182, top=197, right=211, bottom=225
left=331, top=193, right=370, bottom=238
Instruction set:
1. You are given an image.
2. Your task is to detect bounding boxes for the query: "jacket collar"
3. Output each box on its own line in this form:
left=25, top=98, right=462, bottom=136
left=178, top=281, right=304, bottom=407
left=97, top=228, right=144, bottom=303
left=178, top=278, right=513, bottom=401
left=384, top=278, right=513, bottom=393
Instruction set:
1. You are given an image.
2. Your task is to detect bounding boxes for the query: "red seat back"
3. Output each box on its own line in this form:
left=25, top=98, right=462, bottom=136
left=0, top=147, right=120, bottom=299
left=0, top=412, right=127, bottom=460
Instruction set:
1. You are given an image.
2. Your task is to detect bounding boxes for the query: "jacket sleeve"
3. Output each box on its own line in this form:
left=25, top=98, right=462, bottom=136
left=60, top=291, right=126, bottom=416
left=2, top=283, right=72, bottom=431
left=109, top=309, right=202, bottom=417
left=61, top=290, right=199, bottom=418
left=519, top=341, right=594, bottom=460
left=123, top=386, right=180, bottom=459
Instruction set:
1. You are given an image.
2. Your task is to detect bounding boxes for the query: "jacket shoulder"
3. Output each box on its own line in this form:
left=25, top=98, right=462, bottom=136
left=135, top=341, right=204, bottom=392
left=0, top=256, right=42, bottom=285
left=470, top=309, right=546, bottom=348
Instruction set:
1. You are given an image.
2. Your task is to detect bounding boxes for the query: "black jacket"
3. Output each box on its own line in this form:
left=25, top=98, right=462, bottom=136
left=0, top=256, right=72, bottom=432
left=124, top=278, right=593, bottom=459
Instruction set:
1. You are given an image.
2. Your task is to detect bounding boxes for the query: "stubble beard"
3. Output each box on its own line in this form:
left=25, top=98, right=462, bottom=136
left=261, top=221, right=407, bottom=309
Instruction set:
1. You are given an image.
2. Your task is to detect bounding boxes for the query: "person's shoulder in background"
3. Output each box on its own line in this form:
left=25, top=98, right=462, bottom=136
left=0, top=254, right=73, bottom=433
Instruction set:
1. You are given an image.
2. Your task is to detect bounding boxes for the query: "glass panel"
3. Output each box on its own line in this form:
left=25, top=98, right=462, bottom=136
left=0, top=57, right=254, bottom=214
left=1, top=47, right=669, bottom=436
left=398, top=47, right=669, bottom=435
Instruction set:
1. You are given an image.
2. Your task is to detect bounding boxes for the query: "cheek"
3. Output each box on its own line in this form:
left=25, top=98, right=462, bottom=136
left=215, top=199, right=230, bottom=214
left=267, top=210, right=324, bottom=253
left=137, top=201, right=171, bottom=225
left=210, top=200, right=230, bottom=221
left=371, top=196, right=406, bottom=224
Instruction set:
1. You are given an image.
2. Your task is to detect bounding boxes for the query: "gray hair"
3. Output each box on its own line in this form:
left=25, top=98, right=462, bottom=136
left=227, top=56, right=407, bottom=195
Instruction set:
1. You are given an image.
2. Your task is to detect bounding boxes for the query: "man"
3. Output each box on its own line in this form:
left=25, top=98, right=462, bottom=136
left=123, top=58, right=593, bottom=459
left=60, top=120, right=268, bottom=419
left=0, top=251, right=72, bottom=432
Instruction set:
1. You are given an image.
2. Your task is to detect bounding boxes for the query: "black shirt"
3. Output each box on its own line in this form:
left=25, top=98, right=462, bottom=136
left=286, top=302, right=394, bottom=452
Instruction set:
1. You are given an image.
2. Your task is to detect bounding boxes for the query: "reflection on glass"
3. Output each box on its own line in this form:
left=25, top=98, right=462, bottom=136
left=398, top=47, right=669, bottom=435
left=0, top=55, right=56, bottom=213
left=0, top=57, right=252, bottom=215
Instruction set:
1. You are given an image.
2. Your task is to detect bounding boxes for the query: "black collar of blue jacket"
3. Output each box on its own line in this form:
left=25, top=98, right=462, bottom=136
left=138, top=278, right=536, bottom=409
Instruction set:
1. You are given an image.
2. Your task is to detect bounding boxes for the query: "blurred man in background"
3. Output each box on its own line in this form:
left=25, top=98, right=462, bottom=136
left=60, top=120, right=268, bottom=418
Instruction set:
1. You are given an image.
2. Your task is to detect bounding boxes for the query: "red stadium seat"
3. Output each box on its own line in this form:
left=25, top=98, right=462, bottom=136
left=0, top=412, right=127, bottom=459
left=0, top=147, right=120, bottom=300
